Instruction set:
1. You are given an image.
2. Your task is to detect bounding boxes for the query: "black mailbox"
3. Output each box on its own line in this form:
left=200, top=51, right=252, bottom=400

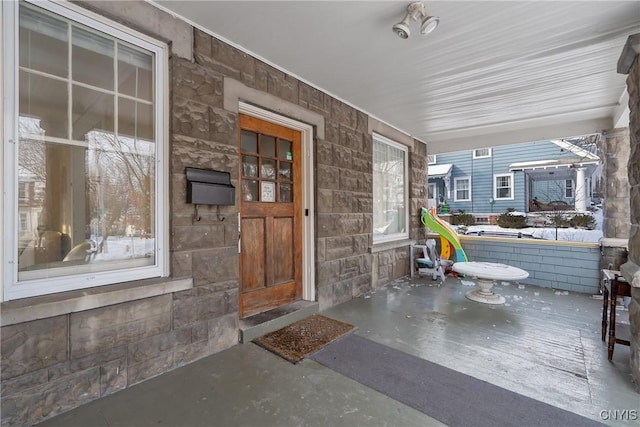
left=186, top=167, right=235, bottom=205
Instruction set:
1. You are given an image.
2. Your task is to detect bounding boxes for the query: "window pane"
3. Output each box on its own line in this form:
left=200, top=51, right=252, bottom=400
left=19, top=70, right=68, bottom=139
left=495, top=175, right=511, bottom=199
left=373, top=138, right=406, bottom=238
left=118, top=98, right=136, bottom=137
left=118, top=98, right=154, bottom=141
left=279, top=183, right=292, bottom=202
left=242, top=179, right=258, bottom=202
left=241, top=131, right=257, bottom=153
left=72, top=27, right=114, bottom=90
left=118, top=44, right=153, bottom=101
left=278, top=139, right=292, bottom=160
left=72, top=85, right=114, bottom=141
left=261, top=158, right=276, bottom=180
left=260, top=135, right=276, bottom=157
left=17, top=134, right=156, bottom=279
left=279, top=161, right=292, bottom=180
left=19, top=6, right=68, bottom=78
left=242, top=156, right=258, bottom=177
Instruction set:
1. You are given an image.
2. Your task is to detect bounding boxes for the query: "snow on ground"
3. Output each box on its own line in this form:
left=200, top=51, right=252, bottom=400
left=454, top=208, right=603, bottom=243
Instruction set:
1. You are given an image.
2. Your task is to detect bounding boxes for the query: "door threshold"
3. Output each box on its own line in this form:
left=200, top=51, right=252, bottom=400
left=239, top=300, right=318, bottom=343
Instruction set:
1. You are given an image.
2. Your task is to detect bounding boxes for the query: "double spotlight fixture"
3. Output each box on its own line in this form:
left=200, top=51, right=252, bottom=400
left=392, top=1, right=439, bottom=39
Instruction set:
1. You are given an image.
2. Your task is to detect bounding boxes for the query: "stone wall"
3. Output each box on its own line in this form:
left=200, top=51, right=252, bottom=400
left=599, top=127, right=631, bottom=239
left=618, top=33, right=640, bottom=387
left=0, top=2, right=428, bottom=424
left=599, top=238, right=629, bottom=271
left=0, top=293, right=238, bottom=426
left=314, top=102, right=373, bottom=310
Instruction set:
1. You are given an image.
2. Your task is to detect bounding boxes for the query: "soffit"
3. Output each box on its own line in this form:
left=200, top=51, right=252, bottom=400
left=153, top=1, right=640, bottom=153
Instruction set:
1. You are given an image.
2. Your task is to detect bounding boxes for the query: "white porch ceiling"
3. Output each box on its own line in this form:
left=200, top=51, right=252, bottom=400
left=152, top=1, right=640, bottom=153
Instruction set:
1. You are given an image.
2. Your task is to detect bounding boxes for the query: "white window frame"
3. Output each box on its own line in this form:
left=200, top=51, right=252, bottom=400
left=427, top=154, right=437, bottom=165
left=372, top=133, right=409, bottom=244
left=473, top=148, right=492, bottom=159
left=494, top=173, right=514, bottom=200
left=453, top=177, right=471, bottom=202
left=2, top=0, right=169, bottom=301
left=565, top=179, right=574, bottom=198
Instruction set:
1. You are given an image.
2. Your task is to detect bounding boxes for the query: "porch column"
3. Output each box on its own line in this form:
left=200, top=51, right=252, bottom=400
left=617, top=33, right=640, bottom=386
left=600, top=128, right=631, bottom=239
left=574, top=167, right=587, bottom=212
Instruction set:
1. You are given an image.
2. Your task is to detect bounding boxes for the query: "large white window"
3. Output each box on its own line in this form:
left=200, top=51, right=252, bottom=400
left=3, top=1, right=168, bottom=300
left=454, top=177, right=471, bottom=201
left=494, top=173, right=514, bottom=200
left=373, top=134, right=408, bottom=242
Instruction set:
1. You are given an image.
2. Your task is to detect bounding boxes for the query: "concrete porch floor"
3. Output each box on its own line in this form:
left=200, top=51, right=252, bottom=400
left=38, top=275, right=638, bottom=427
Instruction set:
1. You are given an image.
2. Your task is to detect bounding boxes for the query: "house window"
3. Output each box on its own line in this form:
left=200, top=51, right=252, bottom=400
left=565, top=180, right=574, bottom=198
left=454, top=177, right=471, bottom=201
left=428, top=154, right=437, bottom=165
left=19, top=213, right=29, bottom=232
left=373, top=134, right=408, bottom=242
left=494, top=173, right=514, bottom=200
left=3, top=1, right=167, bottom=300
left=475, top=216, right=489, bottom=224
left=473, top=148, right=491, bottom=159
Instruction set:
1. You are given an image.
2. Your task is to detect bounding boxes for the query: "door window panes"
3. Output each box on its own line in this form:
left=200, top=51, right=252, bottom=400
left=241, top=130, right=258, bottom=153
left=242, top=156, right=259, bottom=177
left=260, top=135, right=276, bottom=157
left=278, top=139, right=292, bottom=160
left=240, top=131, right=294, bottom=204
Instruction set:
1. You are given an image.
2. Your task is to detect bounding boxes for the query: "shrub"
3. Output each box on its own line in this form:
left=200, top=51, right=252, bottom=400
left=569, top=213, right=596, bottom=230
left=496, top=208, right=527, bottom=229
left=452, top=210, right=475, bottom=226
left=548, top=212, right=570, bottom=228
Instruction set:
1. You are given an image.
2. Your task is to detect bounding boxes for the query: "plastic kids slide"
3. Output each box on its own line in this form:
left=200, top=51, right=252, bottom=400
left=420, top=207, right=468, bottom=263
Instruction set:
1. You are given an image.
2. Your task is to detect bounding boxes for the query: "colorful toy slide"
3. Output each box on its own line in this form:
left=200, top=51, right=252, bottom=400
left=420, top=207, right=468, bottom=263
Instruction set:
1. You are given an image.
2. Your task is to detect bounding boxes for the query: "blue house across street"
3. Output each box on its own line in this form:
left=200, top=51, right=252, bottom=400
left=427, top=138, right=601, bottom=223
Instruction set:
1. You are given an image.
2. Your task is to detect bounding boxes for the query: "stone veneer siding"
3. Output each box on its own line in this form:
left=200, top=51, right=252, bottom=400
left=618, top=33, right=640, bottom=387
left=0, top=2, right=428, bottom=425
left=599, top=127, right=631, bottom=239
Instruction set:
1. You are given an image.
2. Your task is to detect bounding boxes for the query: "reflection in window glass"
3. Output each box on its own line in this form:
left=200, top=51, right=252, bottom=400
left=260, top=135, right=276, bottom=157
left=72, top=85, right=114, bottom=140
left=241, top=131, right=258, bottom=153
left=19, top=70, right=68, bottom=139
left=19, top=6, right=68, bottom=78
left=10, top=3, right=161, bottom=290
left=118, top=44, right=153, bottom=100
left=280, top=183, right=292, bottom=202
left=373, top=135, right=408, bottom=242
left=17, top=122, right=156, bottom=280
left=278, top=139, right=292, bottom=159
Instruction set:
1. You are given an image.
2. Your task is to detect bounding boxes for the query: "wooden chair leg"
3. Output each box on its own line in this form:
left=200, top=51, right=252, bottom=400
left=601, top=285, right=608, bottom=342
left=607, top=281, right=617, bottom=361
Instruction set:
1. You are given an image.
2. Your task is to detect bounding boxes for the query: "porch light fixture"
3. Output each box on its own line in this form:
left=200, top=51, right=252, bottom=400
left=392, top=2, right=439, bottom=39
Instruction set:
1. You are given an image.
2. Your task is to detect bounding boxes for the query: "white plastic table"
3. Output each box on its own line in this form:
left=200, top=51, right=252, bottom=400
left=452, top=261, right=529, bottom=305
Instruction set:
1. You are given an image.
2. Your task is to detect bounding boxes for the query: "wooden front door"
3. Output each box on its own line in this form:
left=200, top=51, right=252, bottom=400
left=238, top=114, right=303, bottom=318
